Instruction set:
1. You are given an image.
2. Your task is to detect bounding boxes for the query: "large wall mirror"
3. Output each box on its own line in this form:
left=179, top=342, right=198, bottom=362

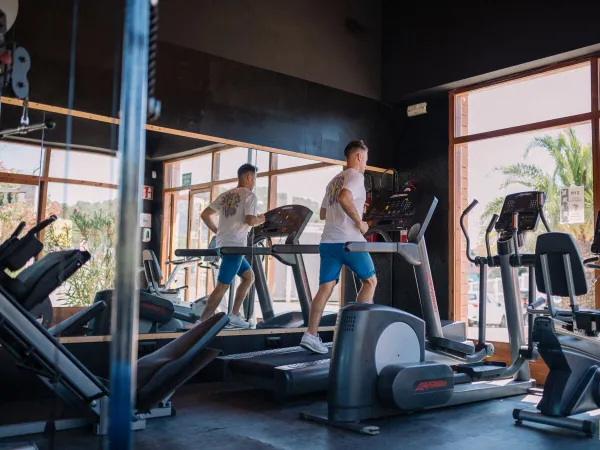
left=0, top=100, right=389, bottom=341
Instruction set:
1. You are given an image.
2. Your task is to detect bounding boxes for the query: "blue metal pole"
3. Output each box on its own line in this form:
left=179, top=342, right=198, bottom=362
left=108, top=0, right=149, bottom=448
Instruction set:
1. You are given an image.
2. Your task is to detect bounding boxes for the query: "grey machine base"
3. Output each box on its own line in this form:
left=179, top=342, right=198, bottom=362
left=0, top=405, right=175, bottom=439
left=301, top=379, right=535, bottom=435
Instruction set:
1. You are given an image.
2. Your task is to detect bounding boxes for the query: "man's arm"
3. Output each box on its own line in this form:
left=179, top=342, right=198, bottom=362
left=201, top=207, right=218, bottom=234
left=338, top=189, right=369, bottom=235
left=243, top=193, right=265, bottom=227
left=320, top=207, right=327, bottom=220
left=245, top=214, right=266, bottom=227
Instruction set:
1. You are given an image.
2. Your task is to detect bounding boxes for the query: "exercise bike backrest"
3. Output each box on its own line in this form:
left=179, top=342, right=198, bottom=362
left=0, top=215, right=57, bottom=272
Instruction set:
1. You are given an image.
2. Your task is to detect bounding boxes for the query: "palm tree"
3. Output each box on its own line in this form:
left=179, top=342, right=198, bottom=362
left=481, top=128, right=593, bottom=243
left=480, top=128, right=595, bottom=308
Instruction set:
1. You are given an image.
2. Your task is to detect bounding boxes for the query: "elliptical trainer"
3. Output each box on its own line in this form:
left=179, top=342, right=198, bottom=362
left=299, top=192, right=536, bottom=435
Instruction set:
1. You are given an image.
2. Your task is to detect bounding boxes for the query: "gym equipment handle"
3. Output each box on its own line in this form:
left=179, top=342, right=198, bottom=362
left=345, top=242, right=421, bottom=266
left=460, top=199, right=478, bottom=263
left=175, top=248, right=218, bottom=258
left=11, top=221, right=26, bottom=238
left=220, top=247, right=272, bottom=256
left=583, top=255, right=600, bottom=270
left=272, top=244, right=319, bottom=254
left=485, top=214, right=499, bottom=262
left=528, top=297, right=547, bottom=310
left=28, top=215, right=57, bottom=235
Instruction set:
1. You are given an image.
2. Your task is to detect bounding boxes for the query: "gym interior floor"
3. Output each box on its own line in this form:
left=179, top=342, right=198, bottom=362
left=0, top=384, right=597, bottom=450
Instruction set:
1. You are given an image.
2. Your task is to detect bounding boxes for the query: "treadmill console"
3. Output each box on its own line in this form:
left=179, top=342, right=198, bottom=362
left=251, top=204, right=312, bottom=245
left=495, top=191, right=544, bottom=234
left=364, top=190, right=438, bottom=243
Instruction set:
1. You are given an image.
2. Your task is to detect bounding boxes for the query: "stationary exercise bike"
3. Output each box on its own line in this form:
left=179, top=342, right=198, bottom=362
left=513, top=211, right=600, bottom=436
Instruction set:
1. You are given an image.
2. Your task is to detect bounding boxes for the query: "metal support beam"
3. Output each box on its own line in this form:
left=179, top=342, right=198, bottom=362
left=109, top=0, right=150, bottom=448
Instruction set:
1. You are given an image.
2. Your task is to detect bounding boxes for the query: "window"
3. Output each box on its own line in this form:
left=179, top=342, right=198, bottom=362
left=275, top=153, right=316, bottom=170
left=45, top=183, right=118, bottom=307
left=49, top=150, right=119, bottom=185
left=455, top=62, right=591, bottom=137
left=0, top=142, right=45, bottom=176
left=213, top=182, right=236, bottom=199
left=165, top=153, right=211, bottom=189
left=273, top=165, right=343, bottom=311
left=215, top=147, right=269, bottom=180
left=162, top=140, right=367, bottom=327
left=0, top=182, right=39, bottom=242
left=452, top=58, right=599, bottom=343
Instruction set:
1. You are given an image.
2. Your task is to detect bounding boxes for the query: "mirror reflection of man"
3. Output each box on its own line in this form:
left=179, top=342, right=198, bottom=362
left=199, top=164, right=266, bottom=328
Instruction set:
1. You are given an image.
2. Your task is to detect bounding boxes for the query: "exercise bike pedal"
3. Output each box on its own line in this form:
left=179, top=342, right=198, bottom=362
left=455, top=361, right=507, bottom=380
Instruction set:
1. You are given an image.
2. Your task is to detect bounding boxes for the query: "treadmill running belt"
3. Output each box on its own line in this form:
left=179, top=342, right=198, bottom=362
left=228, top=346, right=332, bottom=377
left=221, top=344, right=333, bottom=397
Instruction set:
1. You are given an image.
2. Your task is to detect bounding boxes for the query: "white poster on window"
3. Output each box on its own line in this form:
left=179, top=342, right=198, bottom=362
left=560, top=186, right=585, bottom=224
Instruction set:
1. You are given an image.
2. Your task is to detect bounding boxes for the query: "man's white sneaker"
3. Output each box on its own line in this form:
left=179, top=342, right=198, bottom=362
left=228, top=313, right=251, bottom=329
left=300, top=332, right=328, bottom=354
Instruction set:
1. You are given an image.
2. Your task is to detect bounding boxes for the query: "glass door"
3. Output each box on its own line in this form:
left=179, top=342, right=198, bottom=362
left=169, top=190, right=190, bottom=295
left=186, top=188, right=212, bottom=302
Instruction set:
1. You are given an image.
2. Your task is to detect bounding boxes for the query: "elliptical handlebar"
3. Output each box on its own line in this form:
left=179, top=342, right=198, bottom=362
left=460, top=199, right=479, bottom=264
left=28, top=215, right=57, bottom=236
left=538, top=192, right=551, bottom=232
left=485, top=214, right=499, bottom=262
left=583, top=256, right=600, bottom=270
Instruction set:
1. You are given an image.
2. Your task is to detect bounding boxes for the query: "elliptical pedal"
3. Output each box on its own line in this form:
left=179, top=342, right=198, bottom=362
left=455, top=361, right=508, bottom=380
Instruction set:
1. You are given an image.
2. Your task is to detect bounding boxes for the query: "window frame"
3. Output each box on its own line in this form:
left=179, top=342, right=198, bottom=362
left=0, top=145, right=119, bottom=250
left=162, top=148, right=382, bottom=312
left=448, top=55, right=600, bottom=327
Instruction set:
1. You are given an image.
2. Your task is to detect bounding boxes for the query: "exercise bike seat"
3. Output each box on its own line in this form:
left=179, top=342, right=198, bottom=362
left=135, top=312, right=229, bottom=412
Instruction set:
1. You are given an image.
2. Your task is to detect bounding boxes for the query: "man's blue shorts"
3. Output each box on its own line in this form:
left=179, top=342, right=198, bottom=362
left=319, top=243, right=376, bottom=285
left=217, top=253, right=252, bottom=285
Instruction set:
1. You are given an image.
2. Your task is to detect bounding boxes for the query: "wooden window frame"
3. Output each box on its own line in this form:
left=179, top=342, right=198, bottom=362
left=449, top=55, right=600, bottom=326
left=0, top=145, right=119, bottom=265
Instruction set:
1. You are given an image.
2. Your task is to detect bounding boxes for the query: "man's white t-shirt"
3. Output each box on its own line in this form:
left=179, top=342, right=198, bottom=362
left=208, top=187, right=258, bottom=247
left=320, top=168, right=367, bottom=244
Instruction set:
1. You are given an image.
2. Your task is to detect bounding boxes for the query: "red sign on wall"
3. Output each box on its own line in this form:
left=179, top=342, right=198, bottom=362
left=142, top=185, right=153, bottom=200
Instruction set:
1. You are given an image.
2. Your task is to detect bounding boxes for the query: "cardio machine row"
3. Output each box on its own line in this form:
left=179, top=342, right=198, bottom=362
left=204, top=189, right=540, bottom=404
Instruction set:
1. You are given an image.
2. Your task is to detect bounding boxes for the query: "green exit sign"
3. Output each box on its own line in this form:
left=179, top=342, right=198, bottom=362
left=182, top=173, right=192, bottom=186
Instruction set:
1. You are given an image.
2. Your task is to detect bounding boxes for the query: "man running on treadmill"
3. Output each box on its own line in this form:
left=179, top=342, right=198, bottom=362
left=199, top=163, right=266, bottom=328
left=300, top=140, right=377, bottom=354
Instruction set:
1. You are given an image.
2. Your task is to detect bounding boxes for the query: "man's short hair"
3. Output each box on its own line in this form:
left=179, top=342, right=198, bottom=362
left=238, top=163, right=258, bottom=179
left=344, top=140, right=369, bottom=159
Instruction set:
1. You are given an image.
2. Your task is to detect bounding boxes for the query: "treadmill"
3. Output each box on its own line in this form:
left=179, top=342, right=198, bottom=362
left=176, top=204, right=337, bottom=329
left=221, top=191, right=472, bottom=398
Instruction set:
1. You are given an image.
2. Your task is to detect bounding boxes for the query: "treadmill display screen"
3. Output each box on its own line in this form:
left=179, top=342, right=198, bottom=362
left=252, top=205, right=313, bottom=244
left=363, top=190, right=438, bottom=242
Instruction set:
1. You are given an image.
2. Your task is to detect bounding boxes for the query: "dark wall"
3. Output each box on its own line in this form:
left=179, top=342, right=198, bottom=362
left=13, top=0, right=393, bottom=167
left=160, top=0, right=382, bottom=100
left=389, top=94, right=450, bottom=318
left=382, top=0, right=600, bottom=101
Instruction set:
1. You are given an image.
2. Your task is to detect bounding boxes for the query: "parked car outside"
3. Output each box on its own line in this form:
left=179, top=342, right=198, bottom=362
left=467, top=292, right=507, bottom=328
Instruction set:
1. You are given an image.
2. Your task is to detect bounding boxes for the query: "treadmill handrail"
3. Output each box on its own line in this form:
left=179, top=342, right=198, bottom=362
left=272, top=244, right=319, bottom=254
left=345, top=242, right=422, bottom=266
left=220, top=247, right=272, bottom=256
left=175, top=248, right=218, bottom=258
